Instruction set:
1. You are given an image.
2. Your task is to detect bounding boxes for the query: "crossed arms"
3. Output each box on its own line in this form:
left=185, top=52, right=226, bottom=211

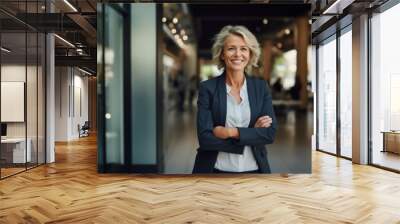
left=197, top=80, right=277, bottom=154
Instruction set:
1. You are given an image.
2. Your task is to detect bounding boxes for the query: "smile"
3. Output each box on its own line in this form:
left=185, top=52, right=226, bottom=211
left=230, top=59, right=243, bottom=64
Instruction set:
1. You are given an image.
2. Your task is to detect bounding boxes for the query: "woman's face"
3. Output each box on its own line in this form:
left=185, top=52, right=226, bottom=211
left=221, top=34, right=250, bottom=73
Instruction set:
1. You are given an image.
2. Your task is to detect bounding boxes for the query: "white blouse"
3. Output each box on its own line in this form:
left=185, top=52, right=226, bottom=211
left=214, top=79, right=259, bottom=172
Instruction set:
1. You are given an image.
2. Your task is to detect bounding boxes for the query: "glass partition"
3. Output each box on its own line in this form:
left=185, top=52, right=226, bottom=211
left=1, top=30, right=28, bottom=177
left=38, top=32, right=45, bottom=165
left=27, top=30, right=38, bottom=169
left=104, top=5, right=125, bottom=165
left=130, top=4, right=157, bottom=165
left=0, top=1, right=46, bottom=179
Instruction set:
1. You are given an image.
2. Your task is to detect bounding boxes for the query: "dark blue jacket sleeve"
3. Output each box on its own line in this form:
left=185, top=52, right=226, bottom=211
left=197, top=82, right=244, bottom=154
left=236, top=81, right=277, bottom=146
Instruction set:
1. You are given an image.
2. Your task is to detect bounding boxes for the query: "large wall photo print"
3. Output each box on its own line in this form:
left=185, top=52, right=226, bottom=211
left=97, top=2, right=312, bottom=174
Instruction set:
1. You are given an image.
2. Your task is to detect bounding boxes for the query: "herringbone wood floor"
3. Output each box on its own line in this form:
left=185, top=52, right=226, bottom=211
left=1, top=135, right=400, bottom=223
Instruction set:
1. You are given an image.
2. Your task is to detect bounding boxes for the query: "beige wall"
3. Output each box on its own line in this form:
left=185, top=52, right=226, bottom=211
left=54, top=67, right=89, bottom=141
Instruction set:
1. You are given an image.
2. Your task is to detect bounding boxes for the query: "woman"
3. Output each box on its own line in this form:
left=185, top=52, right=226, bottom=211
left=193, top=25, right=277, bottom=174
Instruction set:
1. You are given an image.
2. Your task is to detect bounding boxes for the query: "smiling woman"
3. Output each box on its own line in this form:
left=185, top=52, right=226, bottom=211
left=193, top=25, right=277, bottom=174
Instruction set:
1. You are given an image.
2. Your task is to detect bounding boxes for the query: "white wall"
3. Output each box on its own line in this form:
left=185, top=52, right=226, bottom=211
left=55, top=67, right=89, bottom=141
left=1, top=63, right=46, bottom=164
left=1, top=65, right=37, bottom=137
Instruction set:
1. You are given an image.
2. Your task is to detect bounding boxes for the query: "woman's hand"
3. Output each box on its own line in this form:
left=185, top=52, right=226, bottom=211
left=255, top=116, right=272, bottom=128
left=213, top=126, right=239, bottom=139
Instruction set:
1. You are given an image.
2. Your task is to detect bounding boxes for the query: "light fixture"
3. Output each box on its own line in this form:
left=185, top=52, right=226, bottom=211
left=262, top=18, right=268, bottom=25
left=171, top=28, right=177, bottom=34
left=54, top=34, right=75, bottom=48
left=180, top=29, right=185, bottom=35
left=76, top=49, right=83, bottom=55
left=78, top=67, right=93, bottom=76
left=1, top=47, right=11, bottom=53
left=284, top=28, right=291, bottom=35
left=309, top=19, right=312, bottom=25
left=322, top=0, right=352, bottom=15
left=41, top=5, right=46, bottom=10
left=63, top=0, right=78, bottom=12
left=172, top=17, right=178, bottom=24
left=174, top=34, right=180, bottom=39
left=162, top=17, right=167, bottom=23
left=168, top=23, right=174, bottom=29
left=105, top=113, right=111, bottom=119
left=182, top=35, right=188, bottom=41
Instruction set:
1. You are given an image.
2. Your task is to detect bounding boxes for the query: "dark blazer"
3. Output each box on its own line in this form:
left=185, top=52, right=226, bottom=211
left=192, top=72, right=277, bottom=173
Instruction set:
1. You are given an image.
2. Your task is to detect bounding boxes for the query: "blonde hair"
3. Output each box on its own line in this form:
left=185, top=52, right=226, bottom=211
left=211, top=25, right=260, bottom=74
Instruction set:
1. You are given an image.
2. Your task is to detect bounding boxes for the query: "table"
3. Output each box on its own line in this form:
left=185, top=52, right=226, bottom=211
left=381, top=131, right=400, bottom=154
left=1, top=138, right=31, bottom=163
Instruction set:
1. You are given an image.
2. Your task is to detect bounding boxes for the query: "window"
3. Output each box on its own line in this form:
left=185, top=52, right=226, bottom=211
left=317, top=36, right=337, bottom=154
left=370, top=3, right=400, bottom=171
left=339, top=28, right=352, bottom=158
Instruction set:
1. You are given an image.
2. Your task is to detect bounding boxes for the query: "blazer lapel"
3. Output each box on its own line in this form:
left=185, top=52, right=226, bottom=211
left=217, top=72, right=227, bottom=125
left=246, top=76, right=257, bottom=127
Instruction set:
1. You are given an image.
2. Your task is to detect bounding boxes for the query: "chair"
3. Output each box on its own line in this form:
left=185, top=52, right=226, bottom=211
left=79, top=121, right=90, bottom=138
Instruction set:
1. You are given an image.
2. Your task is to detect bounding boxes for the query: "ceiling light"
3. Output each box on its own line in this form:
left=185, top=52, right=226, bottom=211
left=180, top=29, right=185, bottom=35
left=63, top=0, right=78, bottom=12
left=171, top=28, right=177, bottom=34
left=262, top=18, right=268, bottom=25
left=1, top=47, right=11, bottom=53
left=174, top=34, right=180, bottom=39
left=162, top=17, right=167, bottom=23
left=168, top=23, right=174, bottom=29
left=284, top=29, right=290, bottom=35
left=54, top=34, right=75, bottom=48
left=172, top=17, right=178, bottom=24
left=41, top=5, right=46, bottom=10
left=182, top=35, right=188, bottom=41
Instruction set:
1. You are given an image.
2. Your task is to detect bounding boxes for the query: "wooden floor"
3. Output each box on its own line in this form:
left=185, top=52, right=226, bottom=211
left=0, top=167, right=26, bottom=178
left=372, top=151, right=400, bottom=171
left=1, top=135, right=400, bottom=223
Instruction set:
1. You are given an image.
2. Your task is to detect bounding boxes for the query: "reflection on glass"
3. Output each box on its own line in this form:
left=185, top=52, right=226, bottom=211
left=371, top=4, right=400, bottom=171
left=340, top=30, right=352, bottom=158
left=104, top=5, right=124, bottom=164
left=1, top=31, right=27, bottom=177
left=318, top=37, right=337, bottom=154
